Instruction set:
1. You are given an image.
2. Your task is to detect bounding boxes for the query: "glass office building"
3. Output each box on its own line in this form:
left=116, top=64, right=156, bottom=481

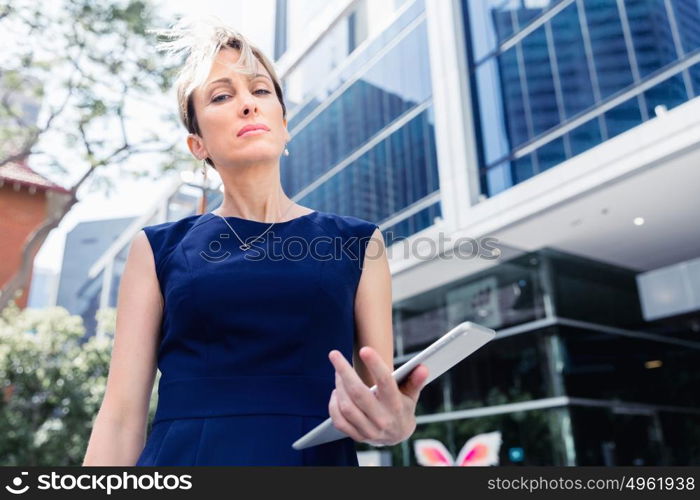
left=276, top=0, right=441, bottom=244
left=361, top=248, right=700, bottom=466
left=463, top=0, right=700, bottom=197
left=273, top=0, right=700, bottom=465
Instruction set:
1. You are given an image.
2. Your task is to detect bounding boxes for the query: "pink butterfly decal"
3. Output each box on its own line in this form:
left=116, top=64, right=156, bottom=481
left=413, top=431, right=502, bottom=466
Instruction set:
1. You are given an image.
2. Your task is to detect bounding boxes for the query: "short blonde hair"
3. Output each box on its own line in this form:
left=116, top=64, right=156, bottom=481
left=147, top=15, right=287, bottom=168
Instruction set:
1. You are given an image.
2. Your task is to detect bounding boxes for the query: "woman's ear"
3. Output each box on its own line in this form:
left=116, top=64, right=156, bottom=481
left=186, top=133, right=208, bottom=160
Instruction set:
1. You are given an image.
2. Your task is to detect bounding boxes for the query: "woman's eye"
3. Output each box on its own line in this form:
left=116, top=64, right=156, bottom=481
left=212, top=89, right=270, bottom=103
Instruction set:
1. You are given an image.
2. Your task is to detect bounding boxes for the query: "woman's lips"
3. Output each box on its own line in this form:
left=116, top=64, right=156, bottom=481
left=239, top=128, right=269, bottom=137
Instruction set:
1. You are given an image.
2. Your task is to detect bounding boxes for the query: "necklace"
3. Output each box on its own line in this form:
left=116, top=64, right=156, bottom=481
left=213, top=193, right=296, bottom=251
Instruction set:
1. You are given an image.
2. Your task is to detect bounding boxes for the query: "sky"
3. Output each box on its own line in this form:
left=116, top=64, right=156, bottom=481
left=31, top=0, right=276, bottom=273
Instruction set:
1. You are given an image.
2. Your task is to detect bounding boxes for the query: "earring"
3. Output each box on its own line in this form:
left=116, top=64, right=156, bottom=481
left=283, top=144, right=290, bottom=156
left=201, top=158, right=208, bottom=180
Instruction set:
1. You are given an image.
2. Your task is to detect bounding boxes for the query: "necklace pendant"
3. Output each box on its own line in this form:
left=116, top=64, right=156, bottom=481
left=240, top=243, right=250, bottom=251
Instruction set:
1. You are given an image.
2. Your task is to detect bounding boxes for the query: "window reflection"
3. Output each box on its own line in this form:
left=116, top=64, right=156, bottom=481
left=558, top=325, right=700, bottom=407
left=295, top=106, right=439, bottom=227
left=394, top=252, right=546, bottom=352
left=283, top=0, right=423, bottom=115
left=624, top=0, right=677, bottom=79
left=671, top=0, right=700, bottom=54
left=570, top=406, right=669, bottom=466
left=450, top=330, right=555, bottom=408
left=280, top=2, right=437, bottom=241
left=583, top=0, right=634, bottom=98
left=285, top=22, right=432, bottom=196
left=463, top=0, right=700, bottom=197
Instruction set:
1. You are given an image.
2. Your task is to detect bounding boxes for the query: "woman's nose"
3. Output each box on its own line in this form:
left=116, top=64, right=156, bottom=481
left=241, top=96, right=256, bottom=116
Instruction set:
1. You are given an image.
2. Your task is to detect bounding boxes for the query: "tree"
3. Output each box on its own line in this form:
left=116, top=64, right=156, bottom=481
left=0, top=0, right=194, bottom=312
left=0, top=300, right=158, bottom=465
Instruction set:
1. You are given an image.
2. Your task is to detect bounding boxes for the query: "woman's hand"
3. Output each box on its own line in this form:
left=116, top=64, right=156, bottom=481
left=327, top=346, right=429, bottom=447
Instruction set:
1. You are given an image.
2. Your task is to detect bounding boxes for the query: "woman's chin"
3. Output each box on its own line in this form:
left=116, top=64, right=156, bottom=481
left=221, top=152, right=282, bottom=166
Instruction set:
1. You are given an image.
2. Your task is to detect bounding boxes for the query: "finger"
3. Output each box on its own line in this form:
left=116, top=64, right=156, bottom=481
left=357, top=346, right=401, bottom=407
left=328, top=388, right=363, bottom=442
left=399, top=364, right=430, bottom=402
left=335, top=370, right=383, bottom=439
left=329, top=349, right=383, bottom=417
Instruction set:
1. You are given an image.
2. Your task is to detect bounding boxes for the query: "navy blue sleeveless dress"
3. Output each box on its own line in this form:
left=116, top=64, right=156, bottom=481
left=134, top=210, right=378, bottom=466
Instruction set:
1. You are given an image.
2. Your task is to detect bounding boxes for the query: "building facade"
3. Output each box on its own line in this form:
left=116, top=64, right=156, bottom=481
left=276, top=0, right=441, bottom=244
left=0, top=161, right=72, bottom=310
left=273, top=0, right=700, bottom=466
left=55, top=216, right=136, bottom=336
left=465, top=0, right=700, bottom=197
left=83, top=177, right=206, bottom=339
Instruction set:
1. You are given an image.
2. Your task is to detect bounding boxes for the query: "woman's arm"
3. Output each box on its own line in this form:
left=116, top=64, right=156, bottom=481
left=82, top=230, right=163, bottom=466
left=328, top=227, right=428, bottom=445
left=352, top=227, right=394, bottom=386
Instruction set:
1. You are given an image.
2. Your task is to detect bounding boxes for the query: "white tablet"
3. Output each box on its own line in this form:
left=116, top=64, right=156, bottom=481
left=291, top=321, right=496, bottom=450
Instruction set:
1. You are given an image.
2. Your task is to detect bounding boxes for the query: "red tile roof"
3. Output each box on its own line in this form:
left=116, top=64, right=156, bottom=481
left=0, top=160, right=72, bottom=194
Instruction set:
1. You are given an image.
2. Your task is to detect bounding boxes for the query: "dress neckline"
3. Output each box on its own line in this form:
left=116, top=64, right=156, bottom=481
left=206, top=210, right=318, bottom=226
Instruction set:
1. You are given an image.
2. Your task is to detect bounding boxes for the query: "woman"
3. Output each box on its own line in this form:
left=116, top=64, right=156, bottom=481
left=82, top=15, right=428, bottom=466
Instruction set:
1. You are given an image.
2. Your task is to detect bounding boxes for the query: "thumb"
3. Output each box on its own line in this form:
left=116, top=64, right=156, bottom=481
left=400, top=364, right=429, bottom=401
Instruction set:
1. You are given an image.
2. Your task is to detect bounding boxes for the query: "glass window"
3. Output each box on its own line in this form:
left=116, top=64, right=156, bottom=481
left=486, top=161, right=511, bottom=196
left=393, top=299, right=449, bottom=353
left=294, top=106, right=440, bottom=228
left=548, top=249, right=644, bottom=328
left=284, top=2, right=350, bottom=110
left=285, top=21, right=431, bottom=201
left=521, top=26, right=559, bottom=136
left=475, top=59, right=511, bottom=164
left=450, top=329, right=557, bottom=408
left=550, top=2, right=596, bottom=117
left=405, top=408, right=564, bottom=466
left=558, top=325, right=700, bottom=408
left=671, top=0, right=700, bottom=54
left=465, top=0, right=697, bottom=198
left=498, top=47, right=531, bottom=148
left=393, top=253, right=547, bottom=352
left=284, top=0, right=426, bottom=120
left=692, top=62, right=700, bottom=98
left=583, top=0, right=635, bottom=98
left=536, top=135, right=566, bottom=172
left=657, top=412, right=700, bottom=466
left=567, top=116, right=603, bottom=156
left=603, top=94, right=642, bottom=139
left=466, top=0, right=514, bottom=62
left=624, top=0, right=677, bottom=78
left=570, top=406, right=669, bottom=465
left=466, top=0, right=561, bottom=62
left=512, top=154, right=535, bottom=184
left=643, top=72, right=688, bottom=117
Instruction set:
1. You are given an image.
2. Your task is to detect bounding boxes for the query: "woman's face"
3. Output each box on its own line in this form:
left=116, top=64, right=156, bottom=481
left=189, top=47, right=289, bottom=168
